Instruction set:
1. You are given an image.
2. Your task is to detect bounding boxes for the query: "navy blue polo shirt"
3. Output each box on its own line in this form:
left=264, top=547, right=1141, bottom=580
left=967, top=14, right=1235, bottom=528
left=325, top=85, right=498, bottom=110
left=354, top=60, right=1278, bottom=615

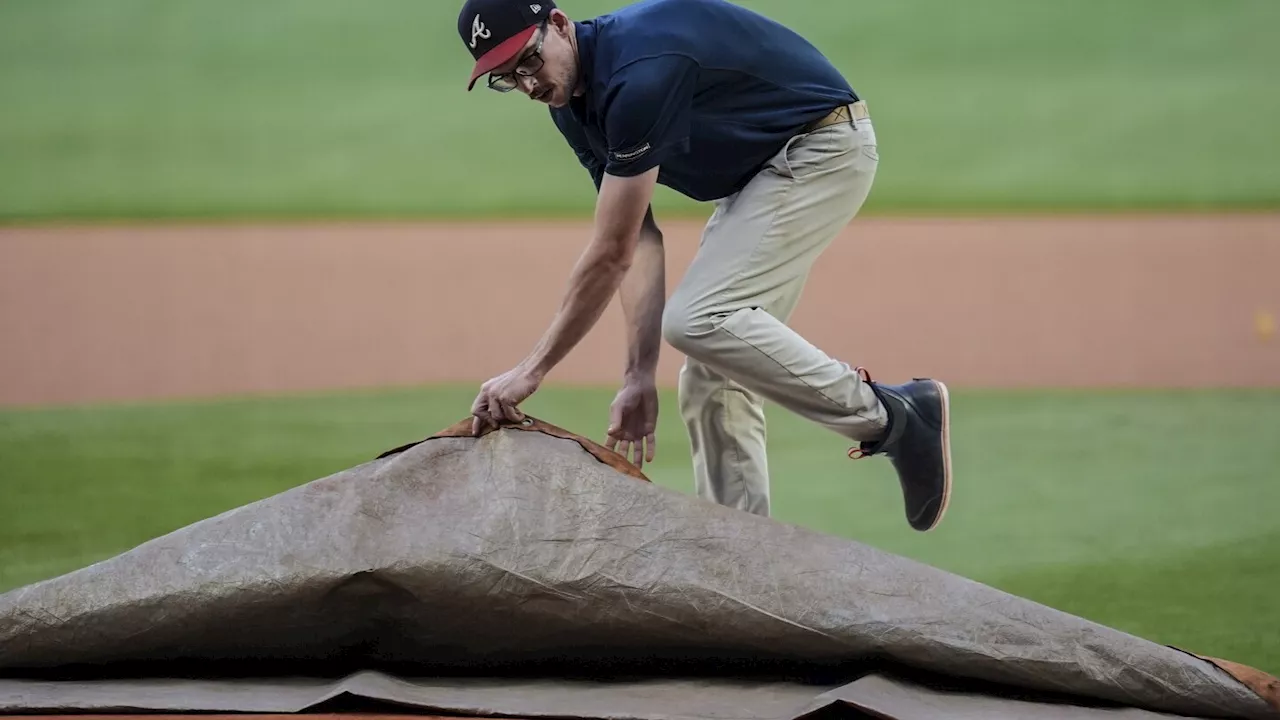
left=549, top=0, right=858, bottom=202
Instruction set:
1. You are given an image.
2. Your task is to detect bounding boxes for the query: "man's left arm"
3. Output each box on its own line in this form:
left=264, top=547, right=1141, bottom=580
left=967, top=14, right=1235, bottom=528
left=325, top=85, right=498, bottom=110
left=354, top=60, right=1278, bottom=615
left=470, top=167, right=659, bottom=434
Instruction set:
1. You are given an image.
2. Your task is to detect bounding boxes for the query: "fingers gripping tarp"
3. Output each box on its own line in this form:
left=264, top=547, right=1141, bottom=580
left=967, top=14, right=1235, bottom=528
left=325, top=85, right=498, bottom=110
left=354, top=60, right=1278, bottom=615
left=1, top=418, right=1276, bottom=720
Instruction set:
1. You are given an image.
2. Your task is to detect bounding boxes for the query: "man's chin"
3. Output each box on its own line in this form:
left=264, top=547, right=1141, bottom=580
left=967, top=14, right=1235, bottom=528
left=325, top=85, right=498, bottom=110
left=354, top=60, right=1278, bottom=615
left=542, top=87, right=568, bottom=107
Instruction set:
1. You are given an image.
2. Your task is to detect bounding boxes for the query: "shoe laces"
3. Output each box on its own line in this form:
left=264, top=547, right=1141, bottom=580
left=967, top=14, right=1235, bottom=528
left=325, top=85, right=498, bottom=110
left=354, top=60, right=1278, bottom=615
left=847, top=366, right=874, bottom=460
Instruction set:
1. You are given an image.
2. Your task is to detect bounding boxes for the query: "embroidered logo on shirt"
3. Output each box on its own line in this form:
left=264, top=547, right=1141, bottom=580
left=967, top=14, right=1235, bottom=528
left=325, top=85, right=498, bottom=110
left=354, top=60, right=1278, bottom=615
left=469, top=15, right=491, bottom=48
left=611, top=143, right=652, bottom=162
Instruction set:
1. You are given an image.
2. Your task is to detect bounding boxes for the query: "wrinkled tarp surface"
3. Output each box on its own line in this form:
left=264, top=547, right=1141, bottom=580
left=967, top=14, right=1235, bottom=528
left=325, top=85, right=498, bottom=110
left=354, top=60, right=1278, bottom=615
left=1, top=418, right=1277, bottom=720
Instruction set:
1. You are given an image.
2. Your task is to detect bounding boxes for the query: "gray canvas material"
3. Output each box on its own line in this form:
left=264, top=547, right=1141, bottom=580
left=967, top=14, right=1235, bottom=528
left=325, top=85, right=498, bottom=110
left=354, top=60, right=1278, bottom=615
left=0, top=673, right=839, bottom=719
left=0, top=428, right=1274, bottom=719
left=812, top=673, right=1214, bottom=720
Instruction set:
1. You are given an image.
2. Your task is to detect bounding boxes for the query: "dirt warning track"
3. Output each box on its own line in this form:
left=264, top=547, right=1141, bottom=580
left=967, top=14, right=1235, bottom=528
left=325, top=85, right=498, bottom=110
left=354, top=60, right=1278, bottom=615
left=1, top=214, right=1277, bottom=407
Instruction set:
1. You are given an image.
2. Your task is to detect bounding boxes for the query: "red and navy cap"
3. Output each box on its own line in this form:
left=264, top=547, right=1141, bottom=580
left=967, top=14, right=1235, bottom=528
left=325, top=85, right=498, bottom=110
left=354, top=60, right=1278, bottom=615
left=458, top=0, right=556, bottom=91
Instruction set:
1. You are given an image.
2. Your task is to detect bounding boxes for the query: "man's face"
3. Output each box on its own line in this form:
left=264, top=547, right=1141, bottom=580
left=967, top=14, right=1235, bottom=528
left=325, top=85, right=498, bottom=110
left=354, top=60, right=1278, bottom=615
left=487, top=14, right=577, bottom=107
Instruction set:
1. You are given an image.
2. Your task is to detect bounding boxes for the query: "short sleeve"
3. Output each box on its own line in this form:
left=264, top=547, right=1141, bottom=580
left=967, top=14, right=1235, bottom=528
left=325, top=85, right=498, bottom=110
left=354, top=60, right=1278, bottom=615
left=602, top=55, right=699, bottom=177
left=550, top=107, right=606, bottom=191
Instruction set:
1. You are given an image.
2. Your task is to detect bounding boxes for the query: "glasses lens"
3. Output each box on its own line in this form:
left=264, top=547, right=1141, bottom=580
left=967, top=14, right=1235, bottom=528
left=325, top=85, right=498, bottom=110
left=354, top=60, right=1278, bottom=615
left=516, top=54, right=544, bottom=76
left=488, top=74, right=517, bottom=91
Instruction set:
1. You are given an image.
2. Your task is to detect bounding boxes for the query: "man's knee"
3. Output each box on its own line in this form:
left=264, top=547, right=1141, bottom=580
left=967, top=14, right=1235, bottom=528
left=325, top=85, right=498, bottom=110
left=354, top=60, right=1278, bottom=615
left=662, top=300, right=721, bottom=357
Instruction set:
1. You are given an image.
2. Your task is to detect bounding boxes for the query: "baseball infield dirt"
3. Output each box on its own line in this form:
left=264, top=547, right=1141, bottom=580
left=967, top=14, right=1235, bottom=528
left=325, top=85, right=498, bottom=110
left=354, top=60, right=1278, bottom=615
left=1, top=214, right=1276, bottom=407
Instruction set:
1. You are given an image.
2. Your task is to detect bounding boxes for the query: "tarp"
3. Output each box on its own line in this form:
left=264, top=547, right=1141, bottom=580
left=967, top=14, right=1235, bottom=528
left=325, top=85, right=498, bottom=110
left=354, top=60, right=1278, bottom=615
left=2, top=417, right=1277, bottom=720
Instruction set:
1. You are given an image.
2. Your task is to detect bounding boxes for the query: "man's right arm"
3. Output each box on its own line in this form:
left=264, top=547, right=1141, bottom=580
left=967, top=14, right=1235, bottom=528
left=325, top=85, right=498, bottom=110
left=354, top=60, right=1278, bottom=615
left=550, top=108, right=664, bottom=381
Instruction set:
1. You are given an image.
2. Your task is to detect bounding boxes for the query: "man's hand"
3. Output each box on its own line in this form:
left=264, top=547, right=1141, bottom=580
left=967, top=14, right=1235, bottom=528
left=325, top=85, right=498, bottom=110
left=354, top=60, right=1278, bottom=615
left=471, top=364, right=542, bottom=436
left=606, top=377, right=659, bottom=468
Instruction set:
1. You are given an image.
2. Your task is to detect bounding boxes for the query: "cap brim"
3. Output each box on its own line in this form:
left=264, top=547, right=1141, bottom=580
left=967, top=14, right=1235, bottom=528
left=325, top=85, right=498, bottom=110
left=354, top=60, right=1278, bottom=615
left=466, top=25, right=538, bottom=91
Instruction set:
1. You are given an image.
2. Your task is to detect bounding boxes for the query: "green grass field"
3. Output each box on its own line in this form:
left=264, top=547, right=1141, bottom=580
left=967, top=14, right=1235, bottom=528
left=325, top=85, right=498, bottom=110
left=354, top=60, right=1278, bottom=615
left=1, top=0, right=1278, bottom=221
left=2, top=385, right=1278, bottom=673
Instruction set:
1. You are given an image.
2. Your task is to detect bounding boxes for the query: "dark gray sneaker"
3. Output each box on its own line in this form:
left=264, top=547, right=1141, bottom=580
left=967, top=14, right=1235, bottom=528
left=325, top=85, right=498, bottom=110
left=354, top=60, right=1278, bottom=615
left=848, top=367, right=953, bottom=532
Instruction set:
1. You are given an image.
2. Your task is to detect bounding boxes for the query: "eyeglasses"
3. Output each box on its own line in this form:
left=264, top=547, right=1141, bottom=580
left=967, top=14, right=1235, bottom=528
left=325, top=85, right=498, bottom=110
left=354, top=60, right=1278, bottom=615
left=487, top=21, right=547, bottom=92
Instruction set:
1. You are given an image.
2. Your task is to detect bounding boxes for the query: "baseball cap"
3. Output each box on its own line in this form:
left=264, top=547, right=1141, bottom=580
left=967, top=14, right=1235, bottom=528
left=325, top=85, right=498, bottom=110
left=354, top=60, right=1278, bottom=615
left=458, top=0, right=557, bottom=91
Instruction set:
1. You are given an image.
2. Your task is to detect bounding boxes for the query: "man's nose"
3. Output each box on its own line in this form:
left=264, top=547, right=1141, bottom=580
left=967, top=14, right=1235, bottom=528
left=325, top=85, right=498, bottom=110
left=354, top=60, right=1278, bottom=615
left=516, top=74, right=537, bottom=96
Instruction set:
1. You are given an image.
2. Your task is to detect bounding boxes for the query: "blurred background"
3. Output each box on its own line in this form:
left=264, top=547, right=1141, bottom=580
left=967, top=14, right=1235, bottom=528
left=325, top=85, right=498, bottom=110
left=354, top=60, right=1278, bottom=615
left=1, top=0, right=1278, bottom=673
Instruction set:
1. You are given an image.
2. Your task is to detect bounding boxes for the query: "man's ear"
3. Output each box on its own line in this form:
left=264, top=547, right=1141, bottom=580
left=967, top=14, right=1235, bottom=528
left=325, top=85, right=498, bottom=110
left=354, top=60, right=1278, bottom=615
left=550, top=9, right=573, bottom=35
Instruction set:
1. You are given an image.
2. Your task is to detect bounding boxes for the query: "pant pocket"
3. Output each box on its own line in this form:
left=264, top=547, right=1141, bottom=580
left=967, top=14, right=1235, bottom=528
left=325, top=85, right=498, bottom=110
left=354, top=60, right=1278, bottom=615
left=855, top=117, right=879, bottom=161
left=769, top=133, right=807, bottom=179
left=793, top=132, right=847, bottom=179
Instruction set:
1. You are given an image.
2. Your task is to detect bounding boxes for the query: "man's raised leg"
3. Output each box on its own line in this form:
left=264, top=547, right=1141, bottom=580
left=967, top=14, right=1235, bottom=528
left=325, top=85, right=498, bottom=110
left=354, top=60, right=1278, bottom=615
left=662, top=107, right=953, bottom=531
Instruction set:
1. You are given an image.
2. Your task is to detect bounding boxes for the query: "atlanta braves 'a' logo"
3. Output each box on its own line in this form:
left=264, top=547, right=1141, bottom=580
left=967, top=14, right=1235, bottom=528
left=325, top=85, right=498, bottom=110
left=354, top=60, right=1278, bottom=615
left=470, top=15, right=491, bottom=48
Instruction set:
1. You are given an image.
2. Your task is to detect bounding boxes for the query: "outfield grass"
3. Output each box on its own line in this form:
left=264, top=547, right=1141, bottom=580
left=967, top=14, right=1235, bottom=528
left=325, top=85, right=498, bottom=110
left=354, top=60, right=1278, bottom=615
left=1, top=0, right=1277, bottom=221
left=1, top=385, right=1277, bottom=673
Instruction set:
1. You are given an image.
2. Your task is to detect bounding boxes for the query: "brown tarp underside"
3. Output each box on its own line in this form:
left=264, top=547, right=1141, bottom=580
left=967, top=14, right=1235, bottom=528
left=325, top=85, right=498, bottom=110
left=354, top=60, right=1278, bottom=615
left=1, top=418, right=1276, bottom=720
left=376, top=416, right=652, bottom=482
left=1200, top=658, right=1280, bottom=712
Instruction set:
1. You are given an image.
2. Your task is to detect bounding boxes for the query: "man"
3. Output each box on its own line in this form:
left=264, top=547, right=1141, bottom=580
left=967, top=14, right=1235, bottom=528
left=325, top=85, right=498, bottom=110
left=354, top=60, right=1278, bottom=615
left=457, top=0, right=953, bottom=531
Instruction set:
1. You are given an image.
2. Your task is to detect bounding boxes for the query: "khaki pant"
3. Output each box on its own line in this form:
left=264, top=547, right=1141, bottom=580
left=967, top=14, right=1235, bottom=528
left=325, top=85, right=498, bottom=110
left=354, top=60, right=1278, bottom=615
left=661, top=105, right=885, bottom=518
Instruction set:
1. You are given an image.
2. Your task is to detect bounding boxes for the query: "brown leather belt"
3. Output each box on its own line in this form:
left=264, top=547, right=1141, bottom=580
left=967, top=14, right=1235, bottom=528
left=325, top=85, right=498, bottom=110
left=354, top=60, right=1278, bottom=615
left=803, top=100, right=869, bottom=133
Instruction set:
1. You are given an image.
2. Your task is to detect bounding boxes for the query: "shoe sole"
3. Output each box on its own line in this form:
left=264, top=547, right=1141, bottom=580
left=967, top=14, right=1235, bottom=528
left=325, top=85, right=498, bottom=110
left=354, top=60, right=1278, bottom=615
left=921, top=379, right=953, bottom=531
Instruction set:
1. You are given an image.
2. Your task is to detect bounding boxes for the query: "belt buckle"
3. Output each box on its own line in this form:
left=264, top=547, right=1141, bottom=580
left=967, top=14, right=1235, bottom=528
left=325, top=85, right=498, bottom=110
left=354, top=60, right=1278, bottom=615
left=802, top=101, right=867, bottom=135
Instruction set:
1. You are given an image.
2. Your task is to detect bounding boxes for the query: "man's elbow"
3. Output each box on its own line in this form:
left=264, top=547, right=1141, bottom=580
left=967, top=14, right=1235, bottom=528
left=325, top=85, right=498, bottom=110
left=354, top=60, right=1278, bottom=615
left=601, top=227, right=645, bottom=272
left=587, top=230, right=636, bottom=275
left=600, top=243, right=635, bottom=275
